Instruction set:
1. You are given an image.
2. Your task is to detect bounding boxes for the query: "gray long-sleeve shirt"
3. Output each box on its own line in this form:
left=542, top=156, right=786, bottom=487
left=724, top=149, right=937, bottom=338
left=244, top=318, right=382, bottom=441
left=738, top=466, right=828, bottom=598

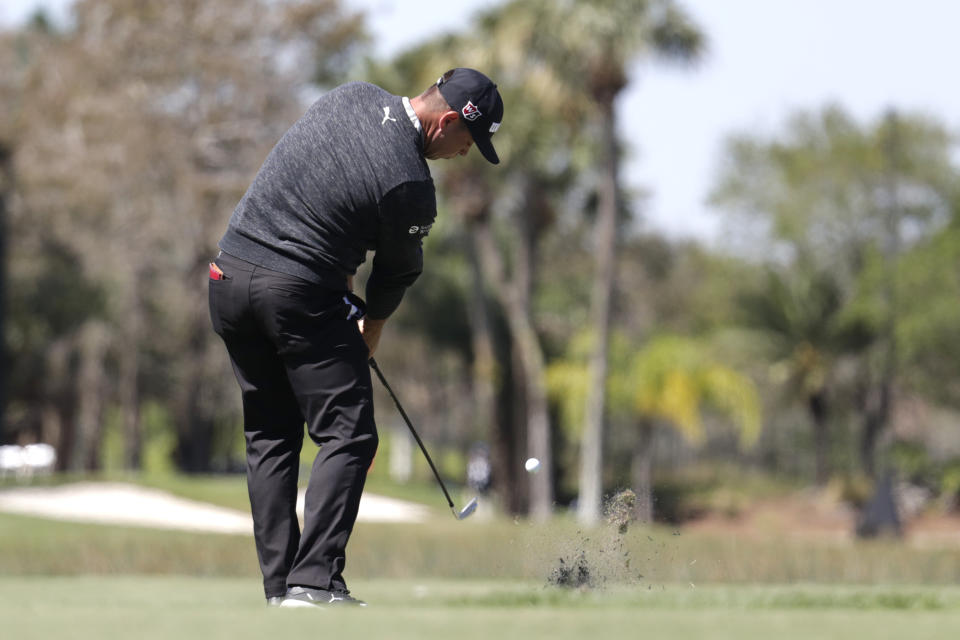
left=219, top=81, right=436, bottom=319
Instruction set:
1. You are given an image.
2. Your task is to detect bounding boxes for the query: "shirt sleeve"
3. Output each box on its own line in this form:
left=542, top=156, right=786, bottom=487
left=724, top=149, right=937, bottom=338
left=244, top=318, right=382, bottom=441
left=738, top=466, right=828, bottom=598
left=365, top=180, right=437, bottom=319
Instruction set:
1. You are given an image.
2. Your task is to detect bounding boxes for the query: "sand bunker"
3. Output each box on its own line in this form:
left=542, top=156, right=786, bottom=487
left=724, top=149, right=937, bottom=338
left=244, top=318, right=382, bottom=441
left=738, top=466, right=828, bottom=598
left=0, top=481, right=430, bottom=533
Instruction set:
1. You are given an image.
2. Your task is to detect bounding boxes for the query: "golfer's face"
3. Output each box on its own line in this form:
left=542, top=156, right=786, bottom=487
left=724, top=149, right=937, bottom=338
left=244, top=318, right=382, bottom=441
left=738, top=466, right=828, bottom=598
left=429, top=118, right=473, bottom=160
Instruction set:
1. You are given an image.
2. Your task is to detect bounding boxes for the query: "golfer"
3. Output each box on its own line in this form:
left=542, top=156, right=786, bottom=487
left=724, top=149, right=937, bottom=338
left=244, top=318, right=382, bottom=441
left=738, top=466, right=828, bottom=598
left=208, top=68, right=503, bottom=607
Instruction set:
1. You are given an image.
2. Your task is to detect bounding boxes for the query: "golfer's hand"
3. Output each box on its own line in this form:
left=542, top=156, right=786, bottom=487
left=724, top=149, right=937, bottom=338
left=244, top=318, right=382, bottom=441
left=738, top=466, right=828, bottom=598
left=359, top=317, right=386, bottom=357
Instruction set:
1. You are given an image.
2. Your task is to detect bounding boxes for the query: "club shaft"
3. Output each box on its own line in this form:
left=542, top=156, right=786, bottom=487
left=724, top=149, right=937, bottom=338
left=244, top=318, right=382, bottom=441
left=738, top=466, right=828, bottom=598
left=369, top=358, right=455, bottom=510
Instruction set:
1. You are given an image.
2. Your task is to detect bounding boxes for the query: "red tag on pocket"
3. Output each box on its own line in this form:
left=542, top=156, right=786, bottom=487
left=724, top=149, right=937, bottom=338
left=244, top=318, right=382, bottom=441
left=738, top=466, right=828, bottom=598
left=209, top=263, right=226, bottom=280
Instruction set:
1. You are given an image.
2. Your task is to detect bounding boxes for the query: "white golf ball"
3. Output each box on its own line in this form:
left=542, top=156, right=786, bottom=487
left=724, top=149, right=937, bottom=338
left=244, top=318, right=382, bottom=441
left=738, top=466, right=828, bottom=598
left=525, top=457, right=541, bottom=473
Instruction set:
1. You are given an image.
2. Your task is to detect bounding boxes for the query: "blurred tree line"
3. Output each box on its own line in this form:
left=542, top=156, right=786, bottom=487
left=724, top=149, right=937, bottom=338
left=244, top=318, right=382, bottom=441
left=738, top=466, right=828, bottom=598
left=0, top=0, right=366, bottom=472
left=1, top=0, right=958, bottom=523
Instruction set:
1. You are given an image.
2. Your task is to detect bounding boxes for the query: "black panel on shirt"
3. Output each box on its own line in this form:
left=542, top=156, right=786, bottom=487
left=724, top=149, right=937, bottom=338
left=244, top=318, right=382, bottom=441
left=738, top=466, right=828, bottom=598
left=365, top=180, right=437, bottom=319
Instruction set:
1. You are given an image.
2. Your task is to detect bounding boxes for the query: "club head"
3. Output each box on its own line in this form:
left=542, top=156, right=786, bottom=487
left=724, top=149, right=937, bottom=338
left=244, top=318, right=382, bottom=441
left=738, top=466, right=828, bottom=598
left=453, top=497, right=478, bottom=520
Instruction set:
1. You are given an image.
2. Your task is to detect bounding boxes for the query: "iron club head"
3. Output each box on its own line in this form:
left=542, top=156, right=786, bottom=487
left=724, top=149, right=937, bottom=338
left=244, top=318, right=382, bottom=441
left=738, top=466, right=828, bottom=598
left=453, top=496, right=478, bottom=520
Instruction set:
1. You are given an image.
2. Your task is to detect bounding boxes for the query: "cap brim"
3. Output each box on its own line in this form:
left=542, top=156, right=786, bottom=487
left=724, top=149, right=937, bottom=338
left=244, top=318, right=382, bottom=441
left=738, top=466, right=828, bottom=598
left=467, top=123, right=499, bottom=165
left=474, top=135, right=499, bottom=165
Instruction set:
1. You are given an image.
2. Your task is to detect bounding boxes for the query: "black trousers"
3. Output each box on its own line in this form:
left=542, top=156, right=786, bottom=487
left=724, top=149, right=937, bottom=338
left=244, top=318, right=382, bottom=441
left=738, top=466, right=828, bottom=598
left=208, top=252, right=377, bottom=598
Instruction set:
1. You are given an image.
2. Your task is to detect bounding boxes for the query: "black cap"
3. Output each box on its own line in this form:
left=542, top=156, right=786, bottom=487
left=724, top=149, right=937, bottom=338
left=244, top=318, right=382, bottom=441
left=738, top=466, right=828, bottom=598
left=437, top=68, right=504, bottom=165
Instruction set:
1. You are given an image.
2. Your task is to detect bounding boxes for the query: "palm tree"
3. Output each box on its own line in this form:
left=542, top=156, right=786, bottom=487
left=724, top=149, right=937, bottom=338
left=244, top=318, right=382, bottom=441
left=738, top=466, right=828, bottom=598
left=371, top=0, right=703, bottom=520
left=497, top=0, right=705, bottom=525
left=711, top=106, right=956, bottom=480
left=617, top=335, right=760, bottom=522
left=738, top=268, right=874, bottom=485
left=549, top=332, right=760, bottom=523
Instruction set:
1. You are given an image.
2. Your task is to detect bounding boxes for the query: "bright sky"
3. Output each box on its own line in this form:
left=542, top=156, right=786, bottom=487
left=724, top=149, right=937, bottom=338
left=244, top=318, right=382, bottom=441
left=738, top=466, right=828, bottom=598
left=4, top=0, right=959, bottom=245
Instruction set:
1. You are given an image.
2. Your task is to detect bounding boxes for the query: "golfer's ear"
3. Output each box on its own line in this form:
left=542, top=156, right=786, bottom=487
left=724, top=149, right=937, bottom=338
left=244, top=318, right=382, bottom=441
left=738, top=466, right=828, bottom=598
left=438, top=110, right=459, bottom=133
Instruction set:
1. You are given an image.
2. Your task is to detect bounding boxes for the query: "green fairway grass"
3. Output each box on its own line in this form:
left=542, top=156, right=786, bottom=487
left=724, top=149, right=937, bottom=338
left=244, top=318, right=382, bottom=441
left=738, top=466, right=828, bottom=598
left=3, top=508, right=960, bottom=583
left=0, top=504, right=960, bottom=586
left=1, top=577, right=958, bottom=640
left=3, top=475, right=960, bottom=639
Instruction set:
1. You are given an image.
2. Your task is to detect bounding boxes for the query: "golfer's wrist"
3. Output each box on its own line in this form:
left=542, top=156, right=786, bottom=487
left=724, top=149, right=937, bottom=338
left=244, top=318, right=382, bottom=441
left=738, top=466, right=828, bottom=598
left=360, top=318, right=386, bottom=355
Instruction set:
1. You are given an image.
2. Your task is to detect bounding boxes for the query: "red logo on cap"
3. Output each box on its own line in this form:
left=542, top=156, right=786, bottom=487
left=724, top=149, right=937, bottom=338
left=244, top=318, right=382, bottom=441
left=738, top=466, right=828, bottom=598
left=461, top=100, right=482, bottom=121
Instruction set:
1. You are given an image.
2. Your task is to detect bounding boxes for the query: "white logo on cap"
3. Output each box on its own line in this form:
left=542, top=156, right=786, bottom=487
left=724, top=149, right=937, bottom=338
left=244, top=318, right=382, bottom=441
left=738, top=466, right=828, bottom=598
left=489, top=122, right=500, bottom=133
left=461, top=100, right=482, bottom=121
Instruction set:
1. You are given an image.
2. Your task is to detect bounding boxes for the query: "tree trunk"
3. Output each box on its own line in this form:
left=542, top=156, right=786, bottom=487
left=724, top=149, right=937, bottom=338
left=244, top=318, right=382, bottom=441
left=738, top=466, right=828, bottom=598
left=506, top=336, right=529, bottom=514
left=447, top=170, right=527, bottom=512
left=0, top=143, right=8, bottom=444
left=808, top=390, right=830, bottom=485
left=515, top=182, right=553, bottom=521
left=464, top=227, right=520, bottom=509
left=119, top=360, right=142, bottom=470
left=859, top=111, right=901, bottom=479
left=42, top=338, right=73, bottom=470
left=175, top=321, right=214, bottom=472
left=118, top=287, right=142, bottom=470
left=474, top=205, right=553, bottom=519
left=578, top=97, right=621, bottom=525
left=523, top=335, right=553, bottom=521
left=631, top=421, right=655, bottom=523
left=465, top=232, right=497, bottom=453
left=72, top=322, right=109, bottom=472
left=860, top=382, right=891, bottom=479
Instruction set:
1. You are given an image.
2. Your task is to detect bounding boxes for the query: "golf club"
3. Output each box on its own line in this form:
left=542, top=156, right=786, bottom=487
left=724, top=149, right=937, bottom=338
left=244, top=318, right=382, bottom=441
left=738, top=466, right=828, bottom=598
left=369, top=357, right=478, bottom=521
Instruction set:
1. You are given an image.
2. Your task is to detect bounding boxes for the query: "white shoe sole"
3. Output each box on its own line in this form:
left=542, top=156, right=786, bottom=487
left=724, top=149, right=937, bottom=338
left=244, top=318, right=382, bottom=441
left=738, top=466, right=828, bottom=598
left=279, top=599, right=327, bottom=608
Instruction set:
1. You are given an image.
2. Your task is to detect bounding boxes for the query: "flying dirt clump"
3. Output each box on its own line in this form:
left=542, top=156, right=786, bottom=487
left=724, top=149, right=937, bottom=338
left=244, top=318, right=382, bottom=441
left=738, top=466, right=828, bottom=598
left=547, top=489, right=639, bottom=590
left=548, top=550, right=593, bottom=589
left=605, top=489, right=637, bottom=534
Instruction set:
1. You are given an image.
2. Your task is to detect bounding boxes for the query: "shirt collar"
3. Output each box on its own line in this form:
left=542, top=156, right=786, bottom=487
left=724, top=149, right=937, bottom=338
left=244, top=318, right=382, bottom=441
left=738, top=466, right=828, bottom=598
left=401, top=96, right=424, bottom=149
